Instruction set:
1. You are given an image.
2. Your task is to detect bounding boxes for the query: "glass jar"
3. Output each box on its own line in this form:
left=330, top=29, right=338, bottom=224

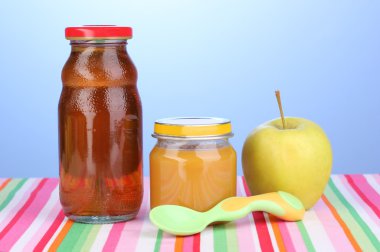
left=150, top=117, right=236, bottom=212
left=59, top=26, right=143, bottom=223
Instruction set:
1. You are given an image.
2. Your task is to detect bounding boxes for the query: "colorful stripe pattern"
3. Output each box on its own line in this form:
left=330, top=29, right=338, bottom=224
left=0, top=175, right=379, bottom=251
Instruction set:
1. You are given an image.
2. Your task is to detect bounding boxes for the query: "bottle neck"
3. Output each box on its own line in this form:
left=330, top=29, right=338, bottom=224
left=70, top=39, right=128, bottom=52
left=62, top=39, right=137, bottom=87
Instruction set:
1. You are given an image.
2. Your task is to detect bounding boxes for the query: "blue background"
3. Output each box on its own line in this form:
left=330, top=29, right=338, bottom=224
left=0, top=1, right=379, bottom=177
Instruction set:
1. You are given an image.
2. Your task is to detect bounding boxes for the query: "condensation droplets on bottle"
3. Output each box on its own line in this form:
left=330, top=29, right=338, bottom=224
left=59, top=26, right=143, bottom=224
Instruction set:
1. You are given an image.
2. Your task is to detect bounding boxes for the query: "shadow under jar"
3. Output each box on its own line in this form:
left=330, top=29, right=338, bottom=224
left=59, top=26, right=143, bottom=224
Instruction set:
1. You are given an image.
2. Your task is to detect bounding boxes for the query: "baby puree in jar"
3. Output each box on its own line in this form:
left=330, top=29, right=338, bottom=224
left=150, top=117, right=236, bottom=212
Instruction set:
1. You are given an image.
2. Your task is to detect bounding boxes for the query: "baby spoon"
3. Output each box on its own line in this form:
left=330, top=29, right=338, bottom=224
left=149, top=191, right=305, bottom=236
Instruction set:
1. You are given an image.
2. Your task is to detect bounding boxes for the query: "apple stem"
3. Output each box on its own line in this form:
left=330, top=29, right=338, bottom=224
left=275, top=90, right=287, bottom=129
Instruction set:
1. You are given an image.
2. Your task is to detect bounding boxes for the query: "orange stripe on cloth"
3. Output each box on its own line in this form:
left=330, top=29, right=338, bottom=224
left=48, top=219, right=74, bottom=251
left=0, top=178, right=12, bottom=191
left=321, top=195, right=361, bottom=252
left=175, top=236, right=184, bottom=252
left=268, top=215, right=287, bottom=252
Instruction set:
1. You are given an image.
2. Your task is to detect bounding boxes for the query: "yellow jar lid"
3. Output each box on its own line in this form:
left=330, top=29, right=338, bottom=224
left=153, top=117, right=233, bottom=138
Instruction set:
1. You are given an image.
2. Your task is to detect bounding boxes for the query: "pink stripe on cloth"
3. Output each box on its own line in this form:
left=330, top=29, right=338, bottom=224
left=235, top=179, right=257, bottom=252
left=313, top=199, right=356, bottom=252
left=182, top=235, right=194, bottom=252
left=339, top=176, right=380, bottom=226
left=0, top=179, right=40, bottom=231
left=0, top=179, right=58, bottom=251
left=374, top=175, right=380, bottom=185
left=24, top=201, right=62, bottom=250
left=277, top=222, right=296, bottom=252
left=285, top=222, right=308, bottom=252
left=346, top=175, right=380, bottom=218
left=160, top=232, right=176, bottom=252
left=114, top=177, right=149, bottom=252
left=102, top=222, right=126, bottom=251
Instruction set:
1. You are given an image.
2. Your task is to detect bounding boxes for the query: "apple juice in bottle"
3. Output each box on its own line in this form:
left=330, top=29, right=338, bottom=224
left=59, top=26, right=143, bottom=223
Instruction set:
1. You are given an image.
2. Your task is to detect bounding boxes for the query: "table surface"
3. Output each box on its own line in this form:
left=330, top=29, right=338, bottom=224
left=0, top=175, right=379, bottom=252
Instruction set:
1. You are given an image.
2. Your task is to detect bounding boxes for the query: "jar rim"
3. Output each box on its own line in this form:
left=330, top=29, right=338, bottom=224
left=152, top=133, right=234, bottom=140
left=70, top=39, right=127, bottom=45
left=153, top=117, right=233, bottom=138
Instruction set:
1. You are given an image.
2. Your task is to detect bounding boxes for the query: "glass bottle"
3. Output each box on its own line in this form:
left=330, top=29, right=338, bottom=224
left=59, top=26, right=143, bottom=223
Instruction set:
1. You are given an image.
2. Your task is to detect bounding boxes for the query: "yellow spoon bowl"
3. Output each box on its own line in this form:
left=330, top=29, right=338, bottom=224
left=149, top=191, right=305, bottom=236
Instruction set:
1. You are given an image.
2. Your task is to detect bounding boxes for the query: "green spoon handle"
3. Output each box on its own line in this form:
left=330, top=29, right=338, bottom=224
left=208, top=191, right=305, bottom=223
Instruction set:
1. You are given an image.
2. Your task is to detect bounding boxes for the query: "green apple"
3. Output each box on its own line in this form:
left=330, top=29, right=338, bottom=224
left=242, top=117, right=332, bottom=209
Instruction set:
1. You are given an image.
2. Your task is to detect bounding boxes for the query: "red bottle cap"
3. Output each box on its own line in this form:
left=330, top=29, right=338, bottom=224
left=65, top=25, right=133, bottom=40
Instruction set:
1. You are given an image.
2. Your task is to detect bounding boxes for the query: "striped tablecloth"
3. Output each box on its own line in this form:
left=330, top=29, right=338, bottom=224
left=0, top=175, right=379, bottom=252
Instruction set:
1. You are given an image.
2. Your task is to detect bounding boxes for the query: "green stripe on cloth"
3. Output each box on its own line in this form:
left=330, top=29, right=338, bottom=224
left=328, top=179, right=380, bottom=250
left=296, top=221, right=316, bottom=252
left=72, top=224, right=94, bottom=251
left=324, top=184, right=372, bottom=250
left=0, top=179, right=27, bottom=210
left=213, top=224, right=228, bottom=252
left=153, top=229, right=163, bottom=252
left=79, top=225, right=101, bottom=251
left=57, top=223, right=91, bottom=251
left=225, top=222, right=239, bottom=252
left=0, top=179, right=21, bottom=201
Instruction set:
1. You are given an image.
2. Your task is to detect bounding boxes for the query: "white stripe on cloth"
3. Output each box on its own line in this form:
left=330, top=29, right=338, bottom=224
left=302, top=209, right=336, bottom=251
left=133, top=177, right=158, bottom=252
left=89, top=224, right=114, bottom=252
left=200, top=226, right=214, bottom=252
left=237, top=178, right=261, bottom=251
left=133, top=216, right=158, bottom=252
